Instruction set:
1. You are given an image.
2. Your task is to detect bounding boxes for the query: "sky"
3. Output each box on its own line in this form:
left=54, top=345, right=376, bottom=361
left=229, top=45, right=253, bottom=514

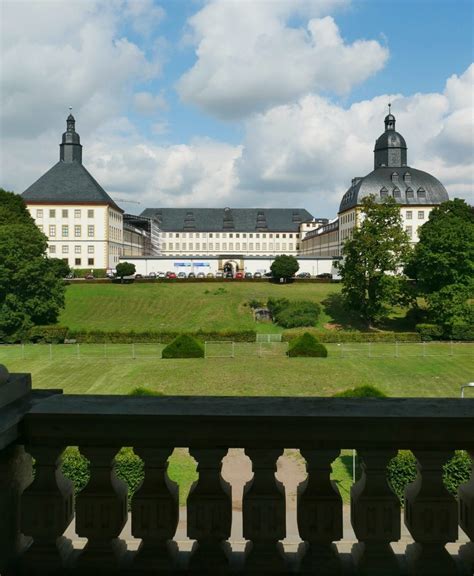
left=1, top=0, right=473, bottom=218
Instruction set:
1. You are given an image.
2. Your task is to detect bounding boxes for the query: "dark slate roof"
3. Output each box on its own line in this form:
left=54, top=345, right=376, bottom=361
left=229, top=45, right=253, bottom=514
left=374, top=130, right=407, bottom=151
left=339, top=166, right=449, bottom=213
left=140, top=208, right=314, bottom=232
left=22, top=161, right=122, bottom=212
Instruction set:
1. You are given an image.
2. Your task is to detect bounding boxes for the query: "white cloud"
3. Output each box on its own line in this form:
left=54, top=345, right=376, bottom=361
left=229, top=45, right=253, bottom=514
left=133, top=91, right=168, bottom=115
left=123, top=0, right=166, bottom=38
left=178, top=0, right=388, bottom=118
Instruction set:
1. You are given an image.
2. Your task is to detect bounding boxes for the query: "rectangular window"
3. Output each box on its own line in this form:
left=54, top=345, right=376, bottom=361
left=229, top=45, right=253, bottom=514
left=87, top=245, right=94, bottom=254
left=229, top=233, right=233, bottom=238
left=74, top=245, right=81, bottom=254
left=282, top=243, right=287, bottom=251
left=249, top=243, right=254, bottom=250
left=242, top=243, right=247, bottom=250
left=74, top=209, right=81, bottom=218
left=256, top=243, right=260, bottom=250
left=243, top=233, right=246, bottom=238
left=49, top=225, right=56, bottom=237
left=276, top=243, right=280, bottom=251
left=236, top=233, right=240, bottom=238
left=262, top=243, right=267, bottom=250
left=36, top=209, right=43, bottom=218
left=249, top=234, right=253, bottom=238
left=215, top=243, right=219, bottom=250
left=195, top=233, right=200, bottom=239
left=188, top=243, right=193, bottom=250
left=87, top=209, right=94, bottom=218
left=175, top=233, right=179, bottom=238
left=202, top=243, right=207, bottom=250
left=222, top=243, right=227, bottom=250
left=88, top=225, right=95, bottom=238
left=49, top=245, right=56, bottom=254
left=406, top=226, right=413, bottom=238
left=62, top=209, right=68, bottom=218
left=216, top=233, right=220, bottom=238
left=49, top=209, right=56, bottom=218
left=88, top=258, right=94, bottom=266
left=269, top=243, right=274, bottom=251
left=418, top=211, right=425, bottom=219
left=406, top=211, right=413, bottom=220
left=162, top=243, right=167, bottom=250
left=75, top=258, right=81, bottom=266
left=208, top=243, right=213, bottom=250
left=229, top=242, right=234, bottom=250
left=209, top=233, right=213, bottom=238
left=62, top=225, right=69, bottom=237
left=196, top=243, right=200, bottom=250
left=236, top=243, right=240, bottom=250
left=62, top=245, right=69, bottom=254
left=276, top=234, right=280, bottom=238
left=74, top=225, right=81, bottom=237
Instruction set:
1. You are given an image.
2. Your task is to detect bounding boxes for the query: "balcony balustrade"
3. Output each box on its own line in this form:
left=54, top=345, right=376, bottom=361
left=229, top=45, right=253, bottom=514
left=0, top=368, right=473, bottom=575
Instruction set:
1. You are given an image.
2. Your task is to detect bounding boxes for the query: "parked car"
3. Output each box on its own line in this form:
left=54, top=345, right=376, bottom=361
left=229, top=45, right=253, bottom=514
left=197, top=272, right=205, bottom=279
left=224, top=272, right=233, bottom=279
left=253, top=272, right=262, bottom=279
left=85, top=274, right=94, bottom=280
left=134, top=273, right=143, bottom=279
left=157, top=272, right=166, bottom=278
left=316, top=273, right=333, bottom=279
left=235, top=272, right=244, bottom=279
left=187, top=272, right=196, bottom=279
left=216, top=271, right=224, bottom=278
left=166, top=271, right=176, bottom=279
left=263, top=272, right=273, bottom=278
left=147, top=272, right=157, bottom=279
left=297, top=272, right=311, bottom=279
left=207, top=273, right=214, bottom=278
left=244, top=272, right=253, bottom=279
left=177, top=272, right=186, bottom=279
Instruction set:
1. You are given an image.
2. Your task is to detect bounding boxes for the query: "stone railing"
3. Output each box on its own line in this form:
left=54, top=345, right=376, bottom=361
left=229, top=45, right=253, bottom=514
left=0, top=370, right=473, bottom=575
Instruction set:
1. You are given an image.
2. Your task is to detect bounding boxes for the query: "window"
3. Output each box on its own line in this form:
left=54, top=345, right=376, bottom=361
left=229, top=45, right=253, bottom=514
left=236, top=233, right=240, bottom=238
left=256, top=234, right=260, bottom=239
left=269, top=243, right=274, bottom=251
left=188, top=243, right=193, bottom=250
left=88, top=225, right=95, bottom=238
left=175, top=233, right=180, bottom=238
left=162, top=243, right=167, bottom=250
left=406, top=211, right=413, bottom=220
left=49, top=209, right=56, bottom=218
left=74, top=209, right=81, bottom=218
left=215, top=243, right=220, bottom=250
left=36, top=209, right=43, bottom=218
left=62, top=225, right=69, bottom=237
left=74, top=225, right=81, bottom=237
left=406, top=188, right=414, bottom=199
left=249, top=243, right=254, bottom=251
left=49, top=225, right=56, bottom=237
left=49, top=245, right=56, bottom=254
left=243, top=233, right=246, bottom=238
left=229, top=233, right=233, bottom=238
left=418, top=211, right=425, bottom=220
left=75, top=258, right=81, bottom=266
left=282, top=234, right=286, bottom=238
left=417, top=187, right=426, bottom=199
left=380, top=187, right=388, bottom=198
left=229, top=243, right=234, bottom=250
left=87, top=245, right=94, bottom=254
left=62, top=209, right=68, bottom=218
left=242, top=243, right=247, bottom=250
left=62, top=245, right=69, bottom=254
left=209, top=233, right=213, bottom=238
left=202, top=243, right=207, bottom=251
left=236, top=243, right=240, bottom=250
left=208, top=243, right=213, bottom=251
left=282, top=243, right=287, bottom=251
left=88, top=258, right=94, bottom=266
left=222, top=243, right=227, bottom=250
left=87, top=209, right=94, bottom=218
left=405, top=226, right=412, bottom=238
left=196, top=243, right=200, bottom=250
left=216, top=233, right=220, bottom=238
left=256, top=243, right=260, bottom=250
left=74, top=245, right=81, bottom=254
left=276, top=234, right=280, bottom=238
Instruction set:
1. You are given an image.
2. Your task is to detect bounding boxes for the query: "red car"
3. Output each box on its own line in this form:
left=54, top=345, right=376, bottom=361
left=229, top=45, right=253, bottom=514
left=166, top=271, right=176, bottom=279
left=235, top=272, right=244, bottom=279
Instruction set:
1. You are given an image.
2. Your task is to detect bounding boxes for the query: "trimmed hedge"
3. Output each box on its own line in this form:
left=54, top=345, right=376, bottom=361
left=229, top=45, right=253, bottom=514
left=162, top=334, right=204, bottom=359
left=449, top=322, right=474, bottom=341
left=282, top=328, right=421, bottom=343
left=275, top=301, right=321, bottom=329
left=387, top=450, right=472, bottom=504
left=334, top=385, right=386, bottom=398
left=28, top=325, right=69, bottom=344
left=68, top=329, right=256, bottom=344
left=72, top=268, right=108, bottom=278
left=416, top=323, right=444, bottom=341
left=288, top=332, right=328, bottom=357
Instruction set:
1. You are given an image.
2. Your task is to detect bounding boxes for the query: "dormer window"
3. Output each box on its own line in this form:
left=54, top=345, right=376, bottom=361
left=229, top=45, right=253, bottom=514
left=403, top=171, right=411, bottom=183
left=380, top=186, right=389, bottom=198
left=406, top=188, right=414, bottom=199
left=417, top=187, right=426, bottom=199
left=393, top=187, right=401, bottom=198
left=391, top=172, right=399, bottom=183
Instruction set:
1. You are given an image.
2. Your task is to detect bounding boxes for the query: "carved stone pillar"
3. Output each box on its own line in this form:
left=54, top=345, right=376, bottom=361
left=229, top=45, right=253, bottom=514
left=457, top=449, right=474, bottom=574
left=0, top=445, right=33, bottom=574
left=297, top=449, right=343, bottom=575
left=187, top=448, right=232, bottom=573
left=350, top=449, right=401, bottom=575
left=75, top=446, right=128, bottom=571
left=20, top=445, right=74, bottom=574
left=242, top=448, right=286, bottom=573
left=130, top=447, right=179, bottom=571
left=404, top=450, right=458, bottom=575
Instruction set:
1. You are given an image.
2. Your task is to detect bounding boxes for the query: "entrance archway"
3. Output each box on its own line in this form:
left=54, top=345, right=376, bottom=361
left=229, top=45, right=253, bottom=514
left=223, top=260, right=240, bottom=274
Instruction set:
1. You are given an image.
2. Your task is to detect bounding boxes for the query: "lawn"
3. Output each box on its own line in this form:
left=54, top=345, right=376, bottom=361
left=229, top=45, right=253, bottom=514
left=58, top=281, right=410, bottom=333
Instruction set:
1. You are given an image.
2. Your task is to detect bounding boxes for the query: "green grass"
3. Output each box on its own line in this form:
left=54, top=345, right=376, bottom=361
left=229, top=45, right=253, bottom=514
left=59, top=282, right=372, bottom=333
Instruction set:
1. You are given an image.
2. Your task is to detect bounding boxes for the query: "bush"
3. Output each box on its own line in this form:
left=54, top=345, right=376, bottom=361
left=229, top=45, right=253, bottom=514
left=282, top=329, right=421, bottom=343
left=68, top=329, right=256, bottom=343
left=287, top=332, right=328, bottom=357
left=162, top=334, right=204, bottom=359
left=334, top=385, right=386, bottom=398
left=248, top=299, right=265, bottom=309
left=274, top=300, right=321, bottom=328
left=28, top=325, right=69, bottom=343
left=61, top=447, right=90, bottom=495
left=267, top=297, right=290, bottom=316
left=449, top=322, right=474, bottom=341
left=129, top=387, right=164, bottom=396
left=72, top=268, right=108, bottom=278
left=387, top=450, right=472, bottom=504
left=416, top=323, right=443, bottom=341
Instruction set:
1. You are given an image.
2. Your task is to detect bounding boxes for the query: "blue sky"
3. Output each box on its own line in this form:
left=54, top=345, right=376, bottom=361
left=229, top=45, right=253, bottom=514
left=1, top=0, right=473, bottom=216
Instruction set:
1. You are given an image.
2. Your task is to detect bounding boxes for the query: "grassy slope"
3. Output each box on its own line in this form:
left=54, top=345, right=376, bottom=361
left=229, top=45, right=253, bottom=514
left=59, top=282, right=354, bottom=333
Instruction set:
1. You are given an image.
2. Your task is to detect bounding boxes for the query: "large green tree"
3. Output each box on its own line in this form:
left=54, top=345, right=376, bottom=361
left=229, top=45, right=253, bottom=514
left=338, top=195, right=412, bottom=327
left=405, top=199, right=474, bottom=331
left=270, top=254, right=299, bottom=281
left=0, top=189, right=65, bottom=341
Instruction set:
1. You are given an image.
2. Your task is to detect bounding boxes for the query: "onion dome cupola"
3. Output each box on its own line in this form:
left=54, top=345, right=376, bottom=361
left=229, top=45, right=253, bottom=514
left=374, top=105, right=407, bottom=169
left=60, top=112, right=82, bottom=163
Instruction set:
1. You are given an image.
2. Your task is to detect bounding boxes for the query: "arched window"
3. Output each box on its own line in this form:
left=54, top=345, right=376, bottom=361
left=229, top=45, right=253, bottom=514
left=380, top=186, right=389, bottom=198
left=417, top=187, right=426, bottom=199
left=403, top=171, right=411, bottom=183
left=393, top=187, right=401, bottom=199
left=391, top=172, right=399, bottom=183
left=406, top=187, right=414, bottom=199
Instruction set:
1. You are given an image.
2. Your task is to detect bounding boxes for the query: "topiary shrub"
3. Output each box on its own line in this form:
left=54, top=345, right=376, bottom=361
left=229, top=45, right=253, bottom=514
left=287, top=332, right=328, bottom=357
left=334, top=385, right=387, bottom=398
left=274, top=300, right=321, bottom=328
left=162, top=334, right=204, bottom=359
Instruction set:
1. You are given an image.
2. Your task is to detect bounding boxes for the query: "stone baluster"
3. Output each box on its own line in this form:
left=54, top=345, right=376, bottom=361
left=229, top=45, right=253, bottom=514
left=297, top=449, right=343, bottom=575
left=75, top=446, right=128, bottom=571
left=20, top=445, right=74, bottom=574
left=187, top=448, right=232, bottom=573
left=350, top=449, right=401, bottom=575
left=131, top=447, right=179, bottom=571
left=0, top=445, right=33, bottom=575
left=458, top=449, right=474, bottom=573
left=242, top=448, right=286, bottom=573
left=404, top=450, right=458, bottom=575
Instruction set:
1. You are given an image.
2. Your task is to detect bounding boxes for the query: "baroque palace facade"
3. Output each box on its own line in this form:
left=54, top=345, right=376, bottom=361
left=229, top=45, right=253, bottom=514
left=21, top=111, right=449, bottom=272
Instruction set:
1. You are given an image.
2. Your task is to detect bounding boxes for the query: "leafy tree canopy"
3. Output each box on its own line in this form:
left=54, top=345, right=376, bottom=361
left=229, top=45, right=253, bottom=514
left=338, top=195, right=412, bottom=327
left=0, top=189, right=65, bottom=341
left=270, top=254, right=299, bottom=280
left=116, top=261, right=136, bottom=279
